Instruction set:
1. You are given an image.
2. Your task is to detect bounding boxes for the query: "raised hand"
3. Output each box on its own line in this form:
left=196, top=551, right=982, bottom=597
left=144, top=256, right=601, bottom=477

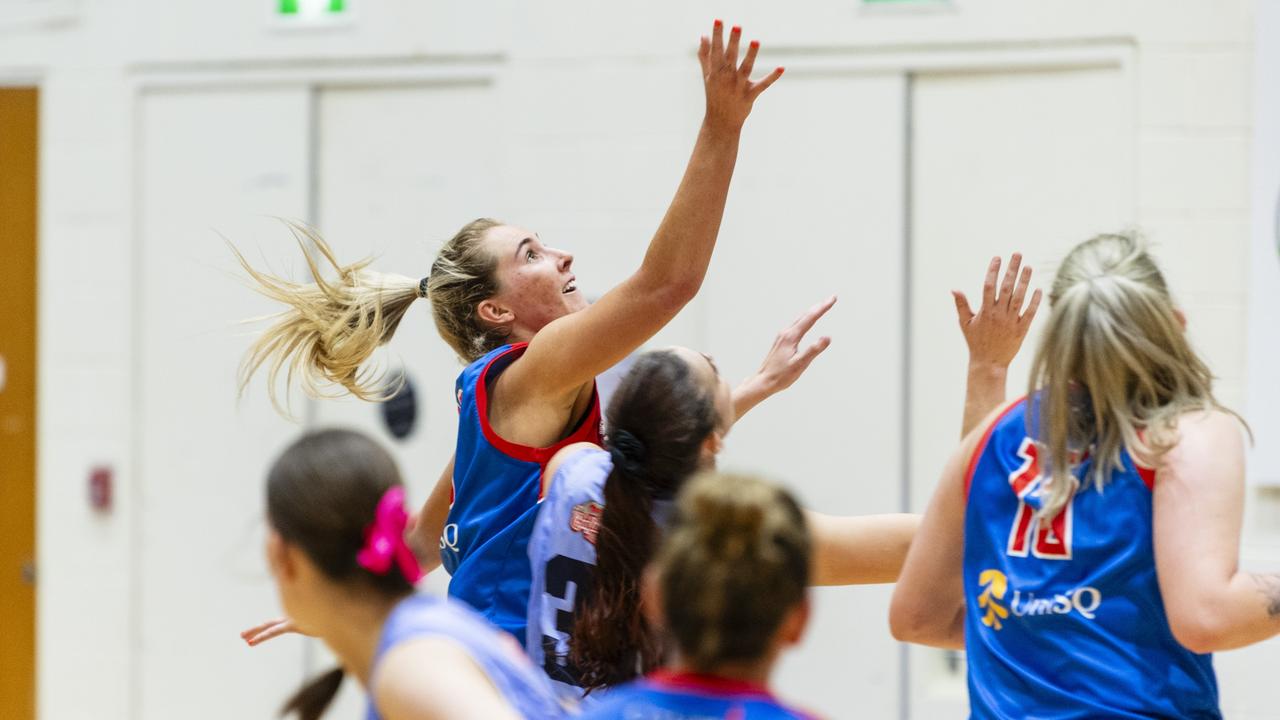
left=240, top=616, right=305, bottom=647
left=733, top=295, right=836, bottom=422
left=698, top=20, right=785, bottom=132
left=952, top=253, right=1042, bottom=369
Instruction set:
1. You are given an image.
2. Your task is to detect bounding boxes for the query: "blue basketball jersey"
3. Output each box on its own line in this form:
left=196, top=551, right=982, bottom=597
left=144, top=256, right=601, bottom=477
left=366, top=594, right=565, bottom=720
left=963, top=396, right=1220, bottom=719
left=527, top=447, right=612, bottom=705
left=579, top=670, right=817, bottom=720
left=441, top=343, right=603, bottom=647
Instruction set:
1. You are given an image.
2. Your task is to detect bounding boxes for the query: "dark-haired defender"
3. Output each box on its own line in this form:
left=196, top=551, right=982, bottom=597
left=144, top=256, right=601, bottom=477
left=530, top=256, right=1042, bottom=704
left=579, top=472, right=819, bottom=720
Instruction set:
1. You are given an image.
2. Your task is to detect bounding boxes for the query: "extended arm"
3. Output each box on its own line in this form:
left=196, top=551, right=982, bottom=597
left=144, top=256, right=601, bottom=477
left=953, top=254, right=1042, bottom=436
left=1153, top=411, right=1280, bottom=653
left=409, top=456, right=455, bottom=573
left=888, top=406, right=1003, bottom=650
left=732, top=296, right=835, bottom=423
left=504, top=23, right=785, bottom=402
left=807, top=512, right=920, bottom=585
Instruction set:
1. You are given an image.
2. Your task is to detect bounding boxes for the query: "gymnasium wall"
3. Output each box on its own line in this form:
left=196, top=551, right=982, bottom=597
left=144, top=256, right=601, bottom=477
left=0, top=1, right=1271, bottom=719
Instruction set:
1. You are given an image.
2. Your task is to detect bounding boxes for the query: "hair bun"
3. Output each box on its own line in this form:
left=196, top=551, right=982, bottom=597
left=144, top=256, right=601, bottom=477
left=686, top=480, right=769, bottom=560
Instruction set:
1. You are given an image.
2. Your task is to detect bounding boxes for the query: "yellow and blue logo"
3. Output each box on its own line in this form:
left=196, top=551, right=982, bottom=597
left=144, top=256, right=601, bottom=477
left=975, top=569, right=1104, bottom=630
left=978, top=569, right=1009, bottom=630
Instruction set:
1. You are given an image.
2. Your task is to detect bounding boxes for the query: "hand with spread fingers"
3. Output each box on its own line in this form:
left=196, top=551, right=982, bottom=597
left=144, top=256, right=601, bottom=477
left=953, top=253, right=1043, bottom=369
left=698, top=20, right=785, bottom=132
left=734, top=295, right=836, bottom=422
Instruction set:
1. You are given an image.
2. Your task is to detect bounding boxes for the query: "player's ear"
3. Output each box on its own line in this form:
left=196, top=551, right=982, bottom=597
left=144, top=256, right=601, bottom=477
left=778, top=592, right=811, bottom=648
left=701, top=431, right=723, bottom=464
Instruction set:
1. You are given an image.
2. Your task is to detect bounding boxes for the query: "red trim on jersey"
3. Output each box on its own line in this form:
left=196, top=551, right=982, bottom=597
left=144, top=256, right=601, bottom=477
left=1135, top=465, right=1156, bottom=491
left=473, top=343, right=603, bottom=499
left=646, top=670, right=776, bottom=701
left=646, top=671, right=819, bottom=719
left=965, top=397, right=1027, bottom=499
left=1133, top=428, right=1157, bottom=490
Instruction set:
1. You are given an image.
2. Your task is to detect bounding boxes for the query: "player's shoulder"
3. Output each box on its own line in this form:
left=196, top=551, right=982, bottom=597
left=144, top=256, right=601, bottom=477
left=1152, top=407, right=1247, bottom=480
left=541, top=442, right=607, bottom=497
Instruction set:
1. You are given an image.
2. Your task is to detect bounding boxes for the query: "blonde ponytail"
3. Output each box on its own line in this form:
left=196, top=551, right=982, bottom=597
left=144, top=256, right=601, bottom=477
left=1029, top=232, right=1244, bottom=517
left=232, top=221, right=421, bottom=414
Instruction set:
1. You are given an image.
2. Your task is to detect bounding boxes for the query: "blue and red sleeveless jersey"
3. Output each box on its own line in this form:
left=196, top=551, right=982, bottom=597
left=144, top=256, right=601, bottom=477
left=963, top=396, right=1219, bottom=719
left=441, top=343, right=603, bottom=646
left=367, top=594, right=565, bottom=720
left=578, top=670, right=817, bottom=720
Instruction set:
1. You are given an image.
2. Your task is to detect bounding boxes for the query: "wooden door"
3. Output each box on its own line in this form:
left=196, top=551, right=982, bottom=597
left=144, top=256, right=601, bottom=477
left=0, top=86, right=39, bottom=720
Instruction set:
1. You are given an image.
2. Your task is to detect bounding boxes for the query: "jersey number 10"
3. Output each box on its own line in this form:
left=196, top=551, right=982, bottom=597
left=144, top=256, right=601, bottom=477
left=1006, top=438, right=1072, bottom=560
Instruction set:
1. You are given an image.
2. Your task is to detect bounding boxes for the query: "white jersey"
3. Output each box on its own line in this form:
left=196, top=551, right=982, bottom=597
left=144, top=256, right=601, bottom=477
left=527, top=447, right=612, bottom=706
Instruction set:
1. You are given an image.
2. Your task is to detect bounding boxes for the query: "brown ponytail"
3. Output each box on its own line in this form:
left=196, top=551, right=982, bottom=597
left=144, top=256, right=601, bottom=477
left=280, top=667, right=344, bottom=720
left=571, top=350, right=720, bottom=691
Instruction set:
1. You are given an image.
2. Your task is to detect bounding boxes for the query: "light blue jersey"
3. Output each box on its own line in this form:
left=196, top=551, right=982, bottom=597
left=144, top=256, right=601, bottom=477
left=964, top=396, right=1219, bottom=719
left=366, top=594, right=564, bottom=720
left=527, top=447, right=611, bottom=704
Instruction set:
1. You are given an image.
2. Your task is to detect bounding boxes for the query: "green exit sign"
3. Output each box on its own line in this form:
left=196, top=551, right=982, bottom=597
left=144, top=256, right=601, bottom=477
left=274, top=0, right=351, bottom=24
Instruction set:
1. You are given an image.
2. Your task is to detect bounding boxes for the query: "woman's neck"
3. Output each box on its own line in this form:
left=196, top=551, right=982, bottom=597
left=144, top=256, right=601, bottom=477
left=313, top=590, right=408, bottom=689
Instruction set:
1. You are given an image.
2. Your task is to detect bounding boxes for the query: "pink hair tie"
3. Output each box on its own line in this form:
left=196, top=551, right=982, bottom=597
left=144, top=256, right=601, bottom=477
left=356, top=486, right=423, bottom=583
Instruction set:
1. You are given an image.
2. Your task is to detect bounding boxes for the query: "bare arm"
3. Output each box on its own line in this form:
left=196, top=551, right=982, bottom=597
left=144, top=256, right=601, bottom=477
left=952, top=254, right=1042, bottom=436
left=1154, top=410, right=1280, bottom=653
left=807, top=512, right=920, bottom=585
left=503, top=23, right=785, bottom=404
left=733, top=296, right=835, bottom=423
left=409, top=456, right=455, bottom=573
left=889, top=405, right=1007, bottom=650
left=374, top=637, right=522, bottom=720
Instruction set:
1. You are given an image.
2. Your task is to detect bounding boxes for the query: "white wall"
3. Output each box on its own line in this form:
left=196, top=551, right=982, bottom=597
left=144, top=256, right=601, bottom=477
left=1248, top=0, right=1280, bottom=485
left=0, top=1, right=1266, bottom=719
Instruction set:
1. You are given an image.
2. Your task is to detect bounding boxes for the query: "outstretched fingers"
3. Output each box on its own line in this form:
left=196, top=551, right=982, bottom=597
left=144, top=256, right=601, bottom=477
left=790, top=295, right=838, bottom=341
left=725, top=24, right=742, bottom=67
left=981, top=256, right=1001, bottom=310
left=740, top=39, right=760, bottom=78
left=242, top=618, right=292, bottom=646
left=749, top=66, right=785, bottom=99
left=1009, top=264, right=1033, bottom=315
left=711, top=19, right=724, bottom=58
left=999, top=253, right=1023, bottom=310
left=952, top=290, right=975, bottom=328
left=1021, top=288, right=1044, bottom=324
left=797, top=335, right=833, bottom=368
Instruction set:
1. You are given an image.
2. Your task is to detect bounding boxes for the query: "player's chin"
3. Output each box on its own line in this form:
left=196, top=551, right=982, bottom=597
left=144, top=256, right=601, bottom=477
left=564, top=291, right=589, bottom=313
